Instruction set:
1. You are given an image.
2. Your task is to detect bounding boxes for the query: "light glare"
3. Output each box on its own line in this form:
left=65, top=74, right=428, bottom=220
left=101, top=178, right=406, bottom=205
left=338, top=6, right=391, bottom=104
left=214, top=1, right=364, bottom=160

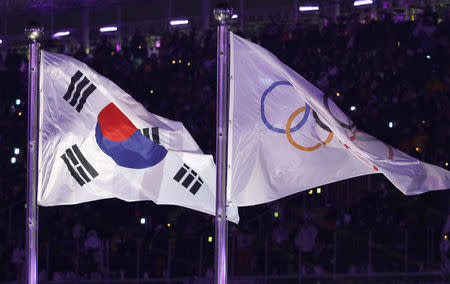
left=354, top=0, right=373, bottom=6
left=140, top=217, right=146, bottom=224
left=299, top=6, right=319, bottom=11
left=52, top=31, right=70, bottom=38
left=99, top=26, right=118, bottom=32
left=170, top=20, right=189, bottom=26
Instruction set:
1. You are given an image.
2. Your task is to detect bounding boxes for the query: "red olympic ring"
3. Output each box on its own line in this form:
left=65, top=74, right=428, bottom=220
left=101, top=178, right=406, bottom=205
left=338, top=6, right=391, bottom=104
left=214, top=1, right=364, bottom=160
left=349, top=130, right=394, bottom=160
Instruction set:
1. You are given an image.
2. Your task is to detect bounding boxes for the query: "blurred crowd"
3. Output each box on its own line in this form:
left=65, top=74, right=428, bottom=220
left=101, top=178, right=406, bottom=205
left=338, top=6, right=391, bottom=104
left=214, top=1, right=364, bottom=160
left=0, top=8, right=449, bottom=282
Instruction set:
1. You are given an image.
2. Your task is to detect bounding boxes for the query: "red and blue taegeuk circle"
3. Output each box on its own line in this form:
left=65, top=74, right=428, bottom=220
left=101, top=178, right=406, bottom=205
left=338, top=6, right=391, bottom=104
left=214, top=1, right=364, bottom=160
left=95, top=103, right=167, bottom=169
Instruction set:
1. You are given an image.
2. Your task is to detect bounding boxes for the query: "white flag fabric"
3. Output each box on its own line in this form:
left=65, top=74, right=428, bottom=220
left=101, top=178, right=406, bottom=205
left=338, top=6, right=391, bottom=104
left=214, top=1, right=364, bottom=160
left=38, top=51, right=239, bottom=223
left=228, top=32, right=450, bottom=206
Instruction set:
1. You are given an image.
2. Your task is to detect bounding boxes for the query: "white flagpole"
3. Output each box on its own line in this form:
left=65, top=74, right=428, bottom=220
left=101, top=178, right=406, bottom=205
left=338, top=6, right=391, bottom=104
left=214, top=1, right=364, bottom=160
left=25, top=27, right=43, bottom=284
left=213, top=7, right=232, bottom=284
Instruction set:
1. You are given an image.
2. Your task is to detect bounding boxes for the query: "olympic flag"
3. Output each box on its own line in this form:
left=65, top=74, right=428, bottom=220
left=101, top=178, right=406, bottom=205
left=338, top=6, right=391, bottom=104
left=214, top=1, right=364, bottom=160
left=228, top=32, right=450, bottom=206
left=38, top=51, right=239, bottom=223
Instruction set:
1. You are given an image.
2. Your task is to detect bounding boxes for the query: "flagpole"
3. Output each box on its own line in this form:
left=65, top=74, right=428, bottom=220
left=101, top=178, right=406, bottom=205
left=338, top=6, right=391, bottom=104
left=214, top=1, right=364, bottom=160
left=214, top=7, right=232, bottom=284
left=25, top=27, right=43, bottom=284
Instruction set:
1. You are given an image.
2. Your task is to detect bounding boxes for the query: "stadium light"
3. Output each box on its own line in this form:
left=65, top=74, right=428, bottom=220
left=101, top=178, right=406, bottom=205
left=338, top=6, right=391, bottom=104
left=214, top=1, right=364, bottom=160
left=52, top=31, right=70, bottom=38
left=350, top=106, right=356, bottom=111
left=15, top=99, right=21, bottom=105
left=299, top=6, right=319, bottom=12
left=388, top=122, right=394, bottom=128
left=232, top=14, right=238, bottom=19
left=14, top=147, right=20, bottom=155
left=170, top=19, right=189, bottom=26
left=99, top=26, right=118, bottom=33
left=10, top=157, right=16, bottom=164
left=140, top=217, right=146, bottom=224
left=0, top=39, right=3, bottom=44
left=354, top=0, right=373, bottom=6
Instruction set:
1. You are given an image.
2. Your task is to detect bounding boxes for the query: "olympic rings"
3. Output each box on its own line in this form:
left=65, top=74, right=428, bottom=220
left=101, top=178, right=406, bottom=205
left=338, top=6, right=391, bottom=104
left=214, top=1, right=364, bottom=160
left=286, top=106, right=334, bottom=152
left=259, top=80, right=394, bottom=161
left=261, top=81, right=310, bottom=134
left=260, top=81, right=334, bottom=152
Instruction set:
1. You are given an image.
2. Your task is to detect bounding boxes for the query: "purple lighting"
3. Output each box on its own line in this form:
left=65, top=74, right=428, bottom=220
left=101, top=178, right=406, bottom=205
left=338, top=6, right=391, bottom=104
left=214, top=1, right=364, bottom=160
left=299, top=6, right=319, bottom=11
left=116, top=44, right=120, bottom=52
left=99, top=26, right=118, bottom=33
left=170, top=19, right=189, bottom=26
left=52, top=31, right=70, bottom=38
left=354, top=0, right=373, bottom=6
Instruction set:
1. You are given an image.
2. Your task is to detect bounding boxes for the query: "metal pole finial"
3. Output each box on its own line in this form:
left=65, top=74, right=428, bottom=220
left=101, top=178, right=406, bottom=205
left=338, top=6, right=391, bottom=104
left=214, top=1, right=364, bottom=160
left=214, top=7, right=233, bottom=25
left=25, top=27, right=44, bottom=42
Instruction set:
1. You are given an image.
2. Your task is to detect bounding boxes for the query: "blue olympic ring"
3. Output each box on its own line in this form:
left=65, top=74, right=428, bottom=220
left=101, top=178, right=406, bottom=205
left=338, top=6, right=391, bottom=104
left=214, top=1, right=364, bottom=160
left=261, top=81, right=310, bottom=133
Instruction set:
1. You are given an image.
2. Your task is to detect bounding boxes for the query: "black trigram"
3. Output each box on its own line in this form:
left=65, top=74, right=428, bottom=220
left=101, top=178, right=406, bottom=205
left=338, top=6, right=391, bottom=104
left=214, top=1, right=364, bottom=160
left=173, top=164, right=203, bottom=195
left=63, top=70, right=97, bottom=112
left=61, top=145, right=99, bottom=186
left=140, top=127, right=160, bottom=144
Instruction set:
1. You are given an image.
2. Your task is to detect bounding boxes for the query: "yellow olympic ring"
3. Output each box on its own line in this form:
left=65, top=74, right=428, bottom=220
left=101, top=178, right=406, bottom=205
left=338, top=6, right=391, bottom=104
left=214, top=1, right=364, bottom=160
left=285, top=106, right=334, bottom=151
